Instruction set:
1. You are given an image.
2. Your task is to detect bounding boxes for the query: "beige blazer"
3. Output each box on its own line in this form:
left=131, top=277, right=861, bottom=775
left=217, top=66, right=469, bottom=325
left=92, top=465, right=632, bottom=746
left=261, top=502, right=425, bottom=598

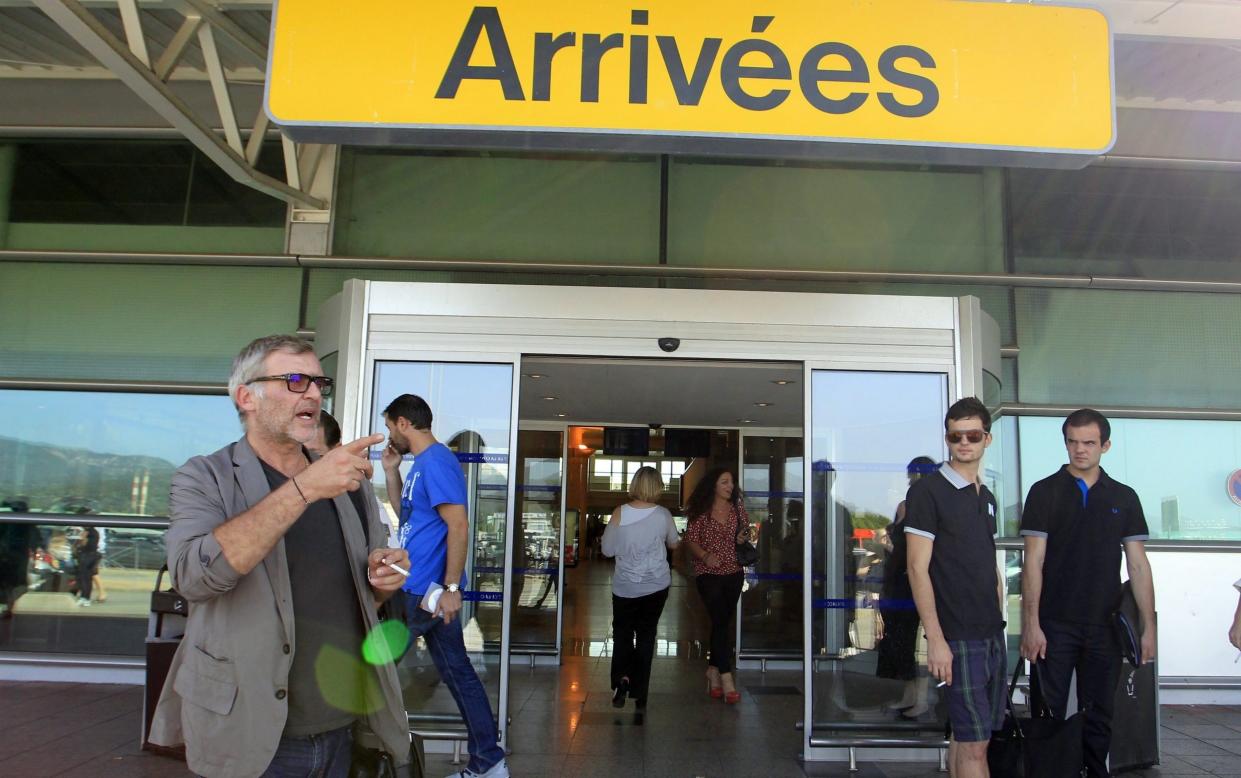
left=149, top=437, right=410, bottom=777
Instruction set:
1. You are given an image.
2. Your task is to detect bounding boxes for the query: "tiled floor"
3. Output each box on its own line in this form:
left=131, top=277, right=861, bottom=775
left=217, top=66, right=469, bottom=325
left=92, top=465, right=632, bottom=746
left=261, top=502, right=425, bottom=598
left=3, top=559, right=1240, bottom=776
left=3, top=679, right=1239, bottom=777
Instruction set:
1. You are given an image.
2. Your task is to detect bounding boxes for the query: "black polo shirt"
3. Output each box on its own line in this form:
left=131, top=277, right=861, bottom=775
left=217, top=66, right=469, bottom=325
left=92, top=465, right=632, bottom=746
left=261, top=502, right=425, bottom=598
left=1020, top=465, right=1148, bottom=626
left=903, top=463, right=1003, bottom=641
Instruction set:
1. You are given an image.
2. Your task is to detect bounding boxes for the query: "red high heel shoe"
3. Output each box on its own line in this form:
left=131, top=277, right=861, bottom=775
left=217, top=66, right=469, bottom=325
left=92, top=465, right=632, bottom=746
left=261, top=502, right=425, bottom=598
left=706, top=669, right=723, bottom=698
left=721, top=672, right=740, bottom=704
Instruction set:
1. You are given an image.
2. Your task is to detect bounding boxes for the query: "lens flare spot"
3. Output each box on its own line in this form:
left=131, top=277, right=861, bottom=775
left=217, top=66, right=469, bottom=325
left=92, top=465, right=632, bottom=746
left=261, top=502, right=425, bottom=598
left=314, top=644, right=382, bottom=715
left=362, top=619, right=410, bottom=666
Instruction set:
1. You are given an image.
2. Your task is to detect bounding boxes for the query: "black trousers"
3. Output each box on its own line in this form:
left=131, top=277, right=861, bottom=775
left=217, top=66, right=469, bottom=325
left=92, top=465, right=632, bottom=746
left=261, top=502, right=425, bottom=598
left=1038, top=619, right=1122, bottom=778
left=610, top=587, right=669, bottom=701
left=76, top=552, right=100, bottom=600
left=695, top=571, right=744, bottom=673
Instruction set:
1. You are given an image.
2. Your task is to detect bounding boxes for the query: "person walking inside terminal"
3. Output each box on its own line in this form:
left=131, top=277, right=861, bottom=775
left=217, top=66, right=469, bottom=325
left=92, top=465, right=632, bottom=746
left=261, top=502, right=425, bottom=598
left=904, top=398, right=1004, bottom=778
left=382, top=394, right=510, bottom=778
left=1020, top=408, right=1157, bottom=778
left=683, top=468, right=755, bottom=705
left=601, top=465, right=681, bottom=711
left=149, top=335, right=413, bottom=778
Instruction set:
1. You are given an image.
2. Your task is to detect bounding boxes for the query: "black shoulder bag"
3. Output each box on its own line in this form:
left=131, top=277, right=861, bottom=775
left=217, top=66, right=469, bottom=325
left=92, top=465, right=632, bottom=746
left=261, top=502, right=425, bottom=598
left=734, top=508, right=759, bottom=568
left=988, top=661, right=1084, bottom=777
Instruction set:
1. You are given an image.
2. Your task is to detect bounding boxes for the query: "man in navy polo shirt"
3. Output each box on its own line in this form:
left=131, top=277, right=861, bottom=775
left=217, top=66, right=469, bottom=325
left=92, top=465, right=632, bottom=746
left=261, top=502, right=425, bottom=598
left=382, top=393, right=509, bottom=778
left=905, top=397, right=1004, bottom=778
left=1020, top=408, right=1156, bottom=778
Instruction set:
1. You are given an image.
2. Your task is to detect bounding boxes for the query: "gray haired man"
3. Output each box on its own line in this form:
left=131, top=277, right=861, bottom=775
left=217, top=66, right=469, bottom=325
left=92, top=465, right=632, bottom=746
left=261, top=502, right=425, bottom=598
left=150, top=335, right=412, bottom=777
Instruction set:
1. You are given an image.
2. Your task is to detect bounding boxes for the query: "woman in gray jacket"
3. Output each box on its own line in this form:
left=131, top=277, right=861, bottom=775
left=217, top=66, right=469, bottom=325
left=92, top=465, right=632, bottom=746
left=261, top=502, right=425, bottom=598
left=602, top=466, right=681, bottom=711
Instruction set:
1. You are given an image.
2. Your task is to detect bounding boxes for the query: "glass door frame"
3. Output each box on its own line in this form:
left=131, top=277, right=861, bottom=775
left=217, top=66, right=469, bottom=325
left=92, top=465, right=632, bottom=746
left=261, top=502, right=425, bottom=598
left=323, top=279, right=997, bottom=764
left=359, top=348, right=522, bottom=751
left=735, top=425, right=805, bottom=668
left=516, top=418, right=570, bottom=660
left=801, top=359, right=960, bottom=763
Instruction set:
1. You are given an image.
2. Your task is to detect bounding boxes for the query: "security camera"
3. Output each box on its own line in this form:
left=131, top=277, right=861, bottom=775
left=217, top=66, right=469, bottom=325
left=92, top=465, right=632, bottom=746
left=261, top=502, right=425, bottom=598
left=657, top=337, right=680, bottom=353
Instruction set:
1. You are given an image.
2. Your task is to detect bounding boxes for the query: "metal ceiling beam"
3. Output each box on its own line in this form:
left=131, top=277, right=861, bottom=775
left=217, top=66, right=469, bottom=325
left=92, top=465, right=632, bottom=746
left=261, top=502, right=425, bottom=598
left=1097, top=0, right=1241, bottom=43
left=31, top=0, right=324, bottom=209
left=176, top=0, right=266, bottom=64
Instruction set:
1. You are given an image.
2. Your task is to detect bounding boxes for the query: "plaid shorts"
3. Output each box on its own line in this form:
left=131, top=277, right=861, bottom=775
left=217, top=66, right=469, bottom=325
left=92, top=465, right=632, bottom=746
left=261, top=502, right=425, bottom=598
left=945, top=632, right=1007, bottom=743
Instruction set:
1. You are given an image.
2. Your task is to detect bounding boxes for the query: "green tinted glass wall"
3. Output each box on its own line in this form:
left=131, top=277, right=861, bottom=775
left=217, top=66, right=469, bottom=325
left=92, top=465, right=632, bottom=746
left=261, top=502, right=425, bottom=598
left=1015, top=287, right=1241, bottom=408
left=667, top=160, right=1004, bottom=272
left=334, top=150, right=661, bottom=262
left=0, top=262, right=301, bottom=381
left=1011, top=166, right=1241, bottom=281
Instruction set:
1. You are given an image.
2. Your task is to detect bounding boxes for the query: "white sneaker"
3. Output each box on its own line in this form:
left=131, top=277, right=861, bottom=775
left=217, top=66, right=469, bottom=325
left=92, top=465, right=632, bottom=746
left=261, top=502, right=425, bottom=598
left=76, top=597, right=91, bottom=607
left=445, top=759, right=509, bottom=778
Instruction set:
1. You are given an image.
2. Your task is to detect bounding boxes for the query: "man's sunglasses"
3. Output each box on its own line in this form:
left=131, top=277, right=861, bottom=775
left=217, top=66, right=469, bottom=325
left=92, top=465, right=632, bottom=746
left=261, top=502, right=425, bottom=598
left=249, top=373, right=334, bottom=397
left=946, top=430, right=987, bottom=444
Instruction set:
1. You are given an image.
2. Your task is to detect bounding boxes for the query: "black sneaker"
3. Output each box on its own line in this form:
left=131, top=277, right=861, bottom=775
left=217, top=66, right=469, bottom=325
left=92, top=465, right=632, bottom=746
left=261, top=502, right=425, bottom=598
left=612, top=678, right=629, bottom=708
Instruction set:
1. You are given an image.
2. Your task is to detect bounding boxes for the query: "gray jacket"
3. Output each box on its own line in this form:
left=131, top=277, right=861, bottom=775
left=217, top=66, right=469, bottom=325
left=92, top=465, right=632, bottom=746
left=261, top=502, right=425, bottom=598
left=149, top=437, right=410, bottom=777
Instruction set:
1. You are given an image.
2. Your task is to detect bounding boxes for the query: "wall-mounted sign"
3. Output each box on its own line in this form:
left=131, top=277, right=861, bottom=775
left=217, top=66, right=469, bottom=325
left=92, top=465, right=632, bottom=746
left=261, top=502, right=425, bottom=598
left=267, top=0, right=1115, bottom=167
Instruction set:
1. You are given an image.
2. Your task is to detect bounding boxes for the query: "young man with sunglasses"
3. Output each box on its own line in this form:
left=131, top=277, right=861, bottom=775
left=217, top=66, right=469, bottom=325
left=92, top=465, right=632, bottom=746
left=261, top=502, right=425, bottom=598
left=1019, top=409, right=1156, bottom=777
left=150, top=335, right=414, bottom=778
left=904, top=397, right=1004, bottom=778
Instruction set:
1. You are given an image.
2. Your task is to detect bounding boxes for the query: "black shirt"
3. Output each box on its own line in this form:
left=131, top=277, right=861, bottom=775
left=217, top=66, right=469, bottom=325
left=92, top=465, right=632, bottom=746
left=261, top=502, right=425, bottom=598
left=903, top=464, right=1003, bottom=641
left=260, top=460, right=368, bottom=737
left=1020, top=465, right=1149, bottom=626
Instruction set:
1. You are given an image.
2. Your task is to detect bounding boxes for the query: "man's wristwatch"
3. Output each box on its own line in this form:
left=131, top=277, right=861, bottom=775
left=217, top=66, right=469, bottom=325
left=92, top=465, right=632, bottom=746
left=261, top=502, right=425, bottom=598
left=446, top=583, right=460, bottom=593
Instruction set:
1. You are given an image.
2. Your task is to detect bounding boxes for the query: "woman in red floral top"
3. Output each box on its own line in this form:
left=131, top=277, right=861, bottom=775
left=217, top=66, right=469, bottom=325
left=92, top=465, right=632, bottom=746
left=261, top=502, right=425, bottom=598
left=683, top=467, right=756, bottom=704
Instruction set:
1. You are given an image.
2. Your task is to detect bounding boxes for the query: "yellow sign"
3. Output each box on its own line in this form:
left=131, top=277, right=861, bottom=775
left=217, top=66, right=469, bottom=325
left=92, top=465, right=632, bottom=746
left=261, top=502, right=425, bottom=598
left=267, top=0, right=1114, bottom=162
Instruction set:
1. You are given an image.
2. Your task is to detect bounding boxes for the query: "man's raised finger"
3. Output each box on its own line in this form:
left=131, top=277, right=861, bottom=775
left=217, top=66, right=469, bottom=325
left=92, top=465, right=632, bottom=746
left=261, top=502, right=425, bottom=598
left=344, top=433, right=385, bottom=454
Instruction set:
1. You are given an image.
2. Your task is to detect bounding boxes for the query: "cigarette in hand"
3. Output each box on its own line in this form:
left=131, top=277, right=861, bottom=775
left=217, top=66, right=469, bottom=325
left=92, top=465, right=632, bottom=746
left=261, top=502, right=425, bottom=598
left=936, top=680, right=948, bottom=687
left=385, top=561, right=409, bottom=576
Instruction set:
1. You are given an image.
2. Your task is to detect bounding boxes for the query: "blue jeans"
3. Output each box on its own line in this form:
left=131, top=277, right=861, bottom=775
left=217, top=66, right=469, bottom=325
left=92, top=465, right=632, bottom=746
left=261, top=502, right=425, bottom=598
left=404, top=601, right=505, bottom=774
left=259, top=725, right=352, bottom=778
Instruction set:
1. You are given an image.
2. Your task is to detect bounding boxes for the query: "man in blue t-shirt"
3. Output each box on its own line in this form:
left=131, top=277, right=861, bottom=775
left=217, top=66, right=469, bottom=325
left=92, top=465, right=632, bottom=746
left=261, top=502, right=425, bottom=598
left=382, top=394, right=508, bottom=778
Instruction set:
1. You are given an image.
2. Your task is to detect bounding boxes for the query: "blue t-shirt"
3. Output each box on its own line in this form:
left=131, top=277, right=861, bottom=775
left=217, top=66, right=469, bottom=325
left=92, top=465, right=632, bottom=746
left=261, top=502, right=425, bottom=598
left=396, top=442, right=468, bottom=596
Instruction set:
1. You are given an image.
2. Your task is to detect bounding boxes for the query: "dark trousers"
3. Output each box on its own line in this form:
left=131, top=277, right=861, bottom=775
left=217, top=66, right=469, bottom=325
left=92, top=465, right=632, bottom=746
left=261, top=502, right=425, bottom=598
left=695, top=572, right=744, bottom=673
left=76, top=552, right=100, bottom=600
left=1038, top=619, right=1122, bottom=778
left=610, top=587, right=669, bottom=701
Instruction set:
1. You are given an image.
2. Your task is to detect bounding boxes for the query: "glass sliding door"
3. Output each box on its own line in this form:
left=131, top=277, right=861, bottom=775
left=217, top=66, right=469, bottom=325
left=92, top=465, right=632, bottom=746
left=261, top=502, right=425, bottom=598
left=739, top=432, right=805, bottom=658
left=805, top=370, right=948, bottom=742
left=368, top=360, right=514, bottom=732
left=511, top=428, right=565, bottom=651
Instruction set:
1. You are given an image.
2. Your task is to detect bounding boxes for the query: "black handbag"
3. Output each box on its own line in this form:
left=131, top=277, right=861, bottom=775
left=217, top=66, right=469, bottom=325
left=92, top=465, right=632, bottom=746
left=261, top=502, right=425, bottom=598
left=987, top=661, right=1084, bottom=778
left=150, top=565, right=188, bottom=626
left=734, top=510, right=758, bottom=568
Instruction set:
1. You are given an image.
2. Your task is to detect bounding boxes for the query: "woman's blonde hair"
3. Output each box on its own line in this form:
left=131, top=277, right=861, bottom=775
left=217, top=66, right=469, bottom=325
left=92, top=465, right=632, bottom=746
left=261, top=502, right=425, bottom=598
left=628, top=466, right=664, bottom=503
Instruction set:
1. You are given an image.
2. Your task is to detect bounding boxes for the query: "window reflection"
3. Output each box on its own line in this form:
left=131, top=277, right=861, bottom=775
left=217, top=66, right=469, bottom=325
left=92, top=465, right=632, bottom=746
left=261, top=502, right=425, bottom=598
left=1017, top=416, right=1241, bottom=540
left=0, top=390, right=239, bottom=516
left=809, top=370, right=948, bottom=728
left=0, top=519, right=165, bottom=655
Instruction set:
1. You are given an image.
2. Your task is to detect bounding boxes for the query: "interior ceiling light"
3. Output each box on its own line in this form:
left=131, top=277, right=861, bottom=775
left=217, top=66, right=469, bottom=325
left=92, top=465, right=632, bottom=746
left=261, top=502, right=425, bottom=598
left=523, top=373, right=546, bottom=379
left=556, top=413, right=567, bottom=417
left=753, top=402, right=773, bottom=407
left=541, top=396, right=558, bottom=401
left=771, top=379, right=795, bottom=385
left=737, top=419, right=755, bottom=424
